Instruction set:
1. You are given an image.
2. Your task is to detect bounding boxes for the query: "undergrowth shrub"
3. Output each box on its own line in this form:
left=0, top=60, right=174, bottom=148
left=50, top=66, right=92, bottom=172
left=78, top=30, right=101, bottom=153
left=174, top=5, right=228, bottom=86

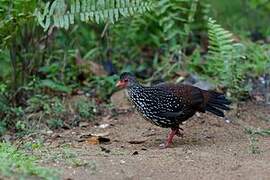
left=110, top=0, right=210, bottom=81
left=0, top=143, right=59, bottom=179
left=188, top=18, right=270, bottom=100
left=47, top=119, right=64, bottom=129
left=75, top=99, right=97, bottom=120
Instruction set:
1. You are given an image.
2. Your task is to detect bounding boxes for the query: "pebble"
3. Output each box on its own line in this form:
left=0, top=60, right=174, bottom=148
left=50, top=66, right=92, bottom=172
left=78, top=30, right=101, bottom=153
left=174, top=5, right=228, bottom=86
left=120, top=160, right=126, bottom=164
left=98, top=124, right=110, bottom=129
left=47, top=130, right=53, bottom=134
left=225, top=117, right=231, bottom=123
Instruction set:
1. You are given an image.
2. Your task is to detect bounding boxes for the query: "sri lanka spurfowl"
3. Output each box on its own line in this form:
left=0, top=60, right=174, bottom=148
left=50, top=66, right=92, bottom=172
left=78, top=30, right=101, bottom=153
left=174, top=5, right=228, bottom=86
left=116, top=72, right=231, bottom=148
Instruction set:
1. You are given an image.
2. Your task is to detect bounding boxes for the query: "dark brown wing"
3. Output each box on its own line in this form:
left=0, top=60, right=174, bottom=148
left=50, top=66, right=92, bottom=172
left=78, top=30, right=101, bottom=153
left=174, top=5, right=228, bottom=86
left=155, top=83, right=231, bottom=118
left=154, top=83, right=206, bottom=112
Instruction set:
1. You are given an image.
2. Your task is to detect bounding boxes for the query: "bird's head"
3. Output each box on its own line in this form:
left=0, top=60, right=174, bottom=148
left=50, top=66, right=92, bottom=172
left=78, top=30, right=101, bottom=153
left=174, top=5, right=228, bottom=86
left=116, top=72, right=137, bottom=88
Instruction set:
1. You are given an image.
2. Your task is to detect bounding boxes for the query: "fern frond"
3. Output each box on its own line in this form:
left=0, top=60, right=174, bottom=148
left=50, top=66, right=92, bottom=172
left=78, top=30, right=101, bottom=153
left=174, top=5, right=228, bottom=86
left=207, top=17, right=236, bottom=80
left=207, top=18, right=248, bottom=98
left=207, top=18, right=234, bottom=59
left=35, top=0, right=153, bottom=31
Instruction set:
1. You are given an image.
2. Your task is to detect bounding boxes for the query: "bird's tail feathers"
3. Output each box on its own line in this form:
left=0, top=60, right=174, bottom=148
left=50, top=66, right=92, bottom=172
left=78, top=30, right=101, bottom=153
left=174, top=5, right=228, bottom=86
left=204, top=91, right=231, bottom=117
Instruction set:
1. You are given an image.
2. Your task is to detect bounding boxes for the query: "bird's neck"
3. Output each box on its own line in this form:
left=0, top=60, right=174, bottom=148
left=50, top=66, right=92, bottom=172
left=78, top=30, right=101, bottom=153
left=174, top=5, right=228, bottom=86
left=127, top=82, right=144, bottom=94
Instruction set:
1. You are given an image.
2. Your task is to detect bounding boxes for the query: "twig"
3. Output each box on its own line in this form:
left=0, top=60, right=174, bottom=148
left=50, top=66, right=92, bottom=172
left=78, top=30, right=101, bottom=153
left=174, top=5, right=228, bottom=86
left=101, top=22, right=110, bottom=38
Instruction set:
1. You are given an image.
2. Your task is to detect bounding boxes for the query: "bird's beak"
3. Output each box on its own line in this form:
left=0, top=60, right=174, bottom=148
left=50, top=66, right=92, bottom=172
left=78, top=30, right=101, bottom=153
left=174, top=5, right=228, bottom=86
left=116, top=80, right=125, bottom=88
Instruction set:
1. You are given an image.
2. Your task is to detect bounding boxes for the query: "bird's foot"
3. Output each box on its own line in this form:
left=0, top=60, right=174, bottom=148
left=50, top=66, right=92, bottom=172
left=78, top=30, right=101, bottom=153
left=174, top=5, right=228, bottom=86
left=159, top=140, right=173, bottom=149
left=160, top=127, right=184, bottom=149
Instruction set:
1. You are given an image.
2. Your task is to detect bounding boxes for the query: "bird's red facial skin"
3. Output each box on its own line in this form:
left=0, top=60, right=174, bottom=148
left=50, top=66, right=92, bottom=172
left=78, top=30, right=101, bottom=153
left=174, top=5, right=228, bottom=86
left=116, top=80, right=127, bottom=88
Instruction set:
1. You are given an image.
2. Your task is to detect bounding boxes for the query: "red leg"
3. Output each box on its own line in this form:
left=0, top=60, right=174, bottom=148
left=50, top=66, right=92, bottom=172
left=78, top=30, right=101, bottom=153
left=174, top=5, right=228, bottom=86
left=160, top=128, right=178, bottom=149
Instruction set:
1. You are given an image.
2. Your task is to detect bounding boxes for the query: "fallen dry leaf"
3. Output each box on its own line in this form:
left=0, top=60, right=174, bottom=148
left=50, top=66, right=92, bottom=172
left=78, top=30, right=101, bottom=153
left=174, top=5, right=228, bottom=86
left=86, top=136, right=99, bottom=145
left=85, top=136, right=110, bottom=145
left=128, top=139, right=147, bottom=144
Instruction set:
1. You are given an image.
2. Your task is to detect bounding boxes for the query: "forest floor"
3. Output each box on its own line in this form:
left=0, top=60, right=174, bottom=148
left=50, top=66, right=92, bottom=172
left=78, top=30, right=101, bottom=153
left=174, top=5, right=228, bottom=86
left=19, top=101, right=270, bottom=180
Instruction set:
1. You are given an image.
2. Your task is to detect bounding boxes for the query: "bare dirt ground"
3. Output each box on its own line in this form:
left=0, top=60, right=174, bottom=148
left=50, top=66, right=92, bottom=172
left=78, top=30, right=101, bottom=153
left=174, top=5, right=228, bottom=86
left=39, top=102, right=270, bottom=180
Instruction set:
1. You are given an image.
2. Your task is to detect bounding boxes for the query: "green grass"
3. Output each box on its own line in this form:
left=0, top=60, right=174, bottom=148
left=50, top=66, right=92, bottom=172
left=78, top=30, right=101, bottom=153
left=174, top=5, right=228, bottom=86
left=46, top=146, right=92, bottom=168
left=0, top=142, right=59, bottom=180
left=245, top=128, right=270, bottom=137
left=244, top=128, right=270, bottom=154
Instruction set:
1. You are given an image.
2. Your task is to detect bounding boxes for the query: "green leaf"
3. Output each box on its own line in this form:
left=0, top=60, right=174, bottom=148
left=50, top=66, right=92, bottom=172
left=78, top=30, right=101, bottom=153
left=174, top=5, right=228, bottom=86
left=38, top=80, right=72, bottom=93
left=35, top=0, right=153, bottom=30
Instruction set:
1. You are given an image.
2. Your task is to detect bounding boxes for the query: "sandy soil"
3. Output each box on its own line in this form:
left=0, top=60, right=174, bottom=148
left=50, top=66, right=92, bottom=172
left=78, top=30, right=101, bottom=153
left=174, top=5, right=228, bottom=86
left=41, top=102, right=270, bottom=180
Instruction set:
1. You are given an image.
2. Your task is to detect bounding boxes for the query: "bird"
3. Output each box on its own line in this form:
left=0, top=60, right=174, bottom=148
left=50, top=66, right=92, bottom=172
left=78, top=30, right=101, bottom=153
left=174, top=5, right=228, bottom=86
left=116, top=72, right=231, bottom=148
